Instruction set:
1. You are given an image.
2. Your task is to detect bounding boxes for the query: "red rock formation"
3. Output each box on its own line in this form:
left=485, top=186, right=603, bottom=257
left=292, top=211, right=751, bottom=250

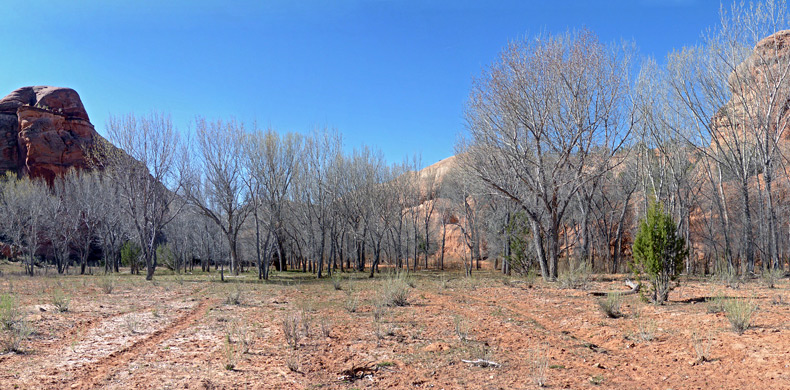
left=0, top=86, right=98, bottom=183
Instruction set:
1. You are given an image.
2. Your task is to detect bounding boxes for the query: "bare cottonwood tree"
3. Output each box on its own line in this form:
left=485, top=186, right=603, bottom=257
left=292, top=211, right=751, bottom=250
left=244, top=128, right=302, bottom=280
left=104, top=112, right=185, bottom=280
left=0, top=174, right=51, bottom=275
left=184, top=117, right=250, bottom=277
left=667, top=0, right=790, bottom=273
left=460, top=29, right=636, bottom=280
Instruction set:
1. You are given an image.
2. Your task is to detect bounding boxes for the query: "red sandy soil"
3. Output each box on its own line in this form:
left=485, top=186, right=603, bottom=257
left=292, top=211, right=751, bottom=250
left=0, top=269, right=788, bottom=389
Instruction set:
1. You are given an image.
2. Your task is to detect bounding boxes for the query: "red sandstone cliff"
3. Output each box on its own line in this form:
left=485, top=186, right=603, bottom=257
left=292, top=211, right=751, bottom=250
left=0, top=86, right=98, bottom=182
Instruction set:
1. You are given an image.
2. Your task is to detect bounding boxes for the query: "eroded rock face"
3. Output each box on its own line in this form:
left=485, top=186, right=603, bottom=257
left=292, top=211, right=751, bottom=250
left=0, top=86, right=97, bottom=182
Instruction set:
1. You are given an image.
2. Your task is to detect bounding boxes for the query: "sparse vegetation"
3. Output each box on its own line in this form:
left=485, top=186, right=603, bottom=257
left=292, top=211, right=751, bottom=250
left=454, top=315, right=469, bottom=342
left=761, top=267, right=784, bottom=289
left=50, top=288, right=70, bottom=313
left=97, top=274, right=116, bottom=294
left=0, top=294, right=23, bottom=330
left=597, top=293, right=623, bottom=318
left=528, top=347, right=550, bottom=387
left=319, top=317, right=332, bottom=338
left=2, top=319, right=32, bottom=353
left=2, top=1, right=790, bottom=388
left=691, top=330, right=712, bottom=364
left=331, top=273, right=343, bottom=290
left=558, top=260, right=591, bottom=290
left=282, top=312, right=304, bottom=348
left=706, top=292, right=727, bottom=314
left=723, top=297, right=756, bottom=334
left=225, top=284, right=243, bottom=305
left=378, top=272, right=411, bottom=307
left=344, top=289, right=359, bottom=313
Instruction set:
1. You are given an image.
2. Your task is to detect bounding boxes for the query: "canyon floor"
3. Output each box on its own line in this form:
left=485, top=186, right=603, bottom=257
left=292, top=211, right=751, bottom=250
left=0, top=263, right=788, bottom=389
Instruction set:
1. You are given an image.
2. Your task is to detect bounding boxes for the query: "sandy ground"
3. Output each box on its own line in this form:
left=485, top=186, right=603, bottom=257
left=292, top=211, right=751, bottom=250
left=0, top=267, right=788, bottom=389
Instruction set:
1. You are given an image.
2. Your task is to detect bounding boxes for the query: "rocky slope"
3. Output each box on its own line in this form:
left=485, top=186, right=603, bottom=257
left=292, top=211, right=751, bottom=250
left=0, top=86, right=98, bottom=183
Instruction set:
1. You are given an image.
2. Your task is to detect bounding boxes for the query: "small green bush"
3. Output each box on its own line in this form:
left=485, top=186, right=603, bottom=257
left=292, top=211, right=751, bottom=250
left=0, top=294, right=22, bottom=330
left=331, top=273, right=343, bottom=290
left=632, top=202, right=687, bottom=304
left=120, top=241, right=141, bottom=267
left=2, top=320, right=32, bottom=353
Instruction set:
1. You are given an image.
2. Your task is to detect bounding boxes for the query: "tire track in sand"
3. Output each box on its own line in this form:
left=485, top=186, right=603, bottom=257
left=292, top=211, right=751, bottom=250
left=66, top=297, right=217, bottom=390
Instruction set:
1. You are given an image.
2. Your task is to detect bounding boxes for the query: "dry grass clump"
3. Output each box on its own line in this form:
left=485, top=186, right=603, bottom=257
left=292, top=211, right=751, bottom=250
left=51, top=288, right=70, bottom=313
left=528, top=347, right=549, bottom=387
left=225, top=284, right=243, bottom=305
left=597, top=293, right=623, bottom=318
left=558, top=261, right=591, bottom=290
left=97, top=274, right=116, bottom=294
left=282, top=311, right=311, bottom=348
left=378, top=272, right=411, bottom=307
left=691, top=330, right=712, bottom=364
left=723, top=297, right=756, bottom=334
left=761, top=268, right=785, bottom=289
left=0, top=294, right=31, bottom=353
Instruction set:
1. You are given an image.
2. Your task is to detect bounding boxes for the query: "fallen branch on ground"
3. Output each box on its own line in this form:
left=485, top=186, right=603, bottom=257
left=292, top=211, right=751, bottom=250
left=589, top=280, right=640, bottom=297
left=461, top=359, right=501, bottom=368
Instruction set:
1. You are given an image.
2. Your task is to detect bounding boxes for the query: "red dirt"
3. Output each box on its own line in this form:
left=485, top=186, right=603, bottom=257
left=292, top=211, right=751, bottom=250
left=0, top=271, right=788, bottom=389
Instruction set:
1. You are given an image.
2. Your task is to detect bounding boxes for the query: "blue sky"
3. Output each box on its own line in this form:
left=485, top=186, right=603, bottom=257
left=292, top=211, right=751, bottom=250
left=0, top=0, right=727, bottom=166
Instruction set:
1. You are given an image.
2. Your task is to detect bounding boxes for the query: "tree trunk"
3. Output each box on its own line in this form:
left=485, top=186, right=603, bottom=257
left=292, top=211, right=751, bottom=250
left=741, top=181, right=755, bottom=274
left=530, top=219, right=549, bottom=281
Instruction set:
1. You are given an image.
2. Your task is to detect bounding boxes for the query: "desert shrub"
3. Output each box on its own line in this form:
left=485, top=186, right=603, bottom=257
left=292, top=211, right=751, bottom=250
left=712, top=259, right=741, bottom=289
left=439, top=274, right=451, bottom=289
left=225, top=284, right=242, bottom=305
left=372, top=301, right=387, bottom=322
left=558, top=259, right=591, bottom=290
left=319, top=318, right=332, bottom=338
left=223, top=335, right=236, bottom=370
left=124, top=314, right=141, bottom=334
left=630, top=308, right=656, bottom=342
left=632, top=202, right=687, bottom=304
left=344, top=288, right=358, bottom=313
left=286, top=353, right=300, bottom=372
left=723, top=297, right=756, bottom=334
left=51, top=288, right=70, bottom=313
left=120, top=241, right=141, bottom=268
left=691, top=330, right=712, bottom=364
left=228, top=321, right=255, bottom=354
left=761, top=267, right=784, bottom=289
left=331, top=273, right=343, bottom=290
left=378, top=272, right=411, bottom=307
left=597, top=293, right=623, bottom=318
left=2, top=320, right=32, bottom=353
left=454, top=315, right=469, bottom=342
left=97, top=273, right=117, bottom=294
left=706, top=292, right=727, bottom=314
left=282, top=313, right=302, bottom=348
left=0, top=294, right=22, bottom=330
left=528, top=347, right=549, bottom=387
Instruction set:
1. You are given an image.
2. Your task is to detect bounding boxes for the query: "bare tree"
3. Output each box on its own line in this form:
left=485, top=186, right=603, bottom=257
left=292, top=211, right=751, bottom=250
left=0, top=174, right=51, bottom=275
left=666, top=0, right=790, bottom=273
left=460, top=29, right=636, bottom=280
left=103, top=112, right=185, bottom=280
left=244, top=128, right=302, bottom=280
left=184, top=117, right=250, bottom=278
